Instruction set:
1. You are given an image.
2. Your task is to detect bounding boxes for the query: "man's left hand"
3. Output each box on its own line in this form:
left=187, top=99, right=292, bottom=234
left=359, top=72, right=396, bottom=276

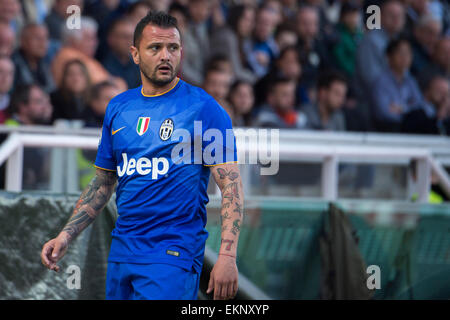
left=206, top=254, right=238, bottom=300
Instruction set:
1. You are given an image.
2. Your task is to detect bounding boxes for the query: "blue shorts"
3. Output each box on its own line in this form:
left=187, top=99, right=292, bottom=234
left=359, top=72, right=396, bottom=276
left=105, top=262, right=201, bottom=300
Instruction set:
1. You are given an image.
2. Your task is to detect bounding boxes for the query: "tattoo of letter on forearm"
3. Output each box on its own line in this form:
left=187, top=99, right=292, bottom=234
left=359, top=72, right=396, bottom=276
left=221, top=239, right=234, bottom=251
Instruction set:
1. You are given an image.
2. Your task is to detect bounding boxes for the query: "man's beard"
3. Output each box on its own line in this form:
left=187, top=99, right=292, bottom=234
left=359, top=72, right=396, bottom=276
left=140, top=61, right=179, bottom=87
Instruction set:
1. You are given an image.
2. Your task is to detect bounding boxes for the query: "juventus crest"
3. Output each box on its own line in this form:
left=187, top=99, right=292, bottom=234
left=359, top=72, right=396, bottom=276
left=159, top=118, right=174, bottom=141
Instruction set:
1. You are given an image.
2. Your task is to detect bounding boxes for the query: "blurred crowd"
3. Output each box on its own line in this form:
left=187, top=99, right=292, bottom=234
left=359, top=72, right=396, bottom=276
left=0, top=0, right=449, bottom=136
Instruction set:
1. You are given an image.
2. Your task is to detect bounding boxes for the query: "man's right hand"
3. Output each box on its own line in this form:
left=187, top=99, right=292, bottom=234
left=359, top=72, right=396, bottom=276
left=40, top=233, right=69, bottom=272
left=40, top=169, right=117, bottom=273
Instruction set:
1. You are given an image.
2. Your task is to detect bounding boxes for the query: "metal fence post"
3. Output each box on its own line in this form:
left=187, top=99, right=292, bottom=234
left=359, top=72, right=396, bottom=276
left=416, top=157, right=431, bottom=203
left=322, top=155, right=338, bottom=200
left=6, top=144, right=23, bottom=192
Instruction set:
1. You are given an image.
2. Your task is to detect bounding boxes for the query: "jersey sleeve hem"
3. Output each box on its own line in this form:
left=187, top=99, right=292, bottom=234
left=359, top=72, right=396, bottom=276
left=203, top=161, right=238, bottom=167
left=93, top=164, right=116, bottom=172
left=93, top=156, right=116, bottom=172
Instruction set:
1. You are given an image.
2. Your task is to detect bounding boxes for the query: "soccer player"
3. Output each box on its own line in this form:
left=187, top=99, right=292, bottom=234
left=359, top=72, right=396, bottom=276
left=40, top=11, right=243, bottom=300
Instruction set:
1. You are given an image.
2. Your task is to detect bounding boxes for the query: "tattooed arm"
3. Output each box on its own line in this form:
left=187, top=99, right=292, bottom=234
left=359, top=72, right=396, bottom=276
left=206, top=163, right=244, bottom=300
left=40, top=168, right=117, bottom=272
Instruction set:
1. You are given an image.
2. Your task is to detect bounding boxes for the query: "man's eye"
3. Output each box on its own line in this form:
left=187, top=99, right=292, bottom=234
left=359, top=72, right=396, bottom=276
left=150, top=46, right=160, bottom=51
left=170, top=45, right=179, bottom=51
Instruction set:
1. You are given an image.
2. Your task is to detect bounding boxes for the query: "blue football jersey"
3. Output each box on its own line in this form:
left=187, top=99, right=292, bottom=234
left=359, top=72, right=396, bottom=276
left=94, top=78, right=237, bottom=273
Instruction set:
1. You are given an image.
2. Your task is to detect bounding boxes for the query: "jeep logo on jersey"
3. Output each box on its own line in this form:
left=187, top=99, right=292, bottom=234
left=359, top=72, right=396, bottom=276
left=159, top=118, right=174, bottom=141
left=136, top=117, right=150, bottom=136
left=117, top=153, right=169, bottom=178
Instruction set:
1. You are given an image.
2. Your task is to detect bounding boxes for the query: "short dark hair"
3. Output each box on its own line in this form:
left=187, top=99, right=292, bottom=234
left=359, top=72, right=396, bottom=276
left=9, top=84, right=40, bottom=114
left=204, top=65, right=227, bottom=79
left=385, top=36, right=410, bottom=56
left=229, top=79, right=253, bottom=95
left=206, top=54, right=230, bottom=71
left=268, top=75, right=295, bottom=94
left=127, top=1, right=151, bottom=15
left=169, top=2, right=189, bottom=20
left=89, top=81, right=117, bottom=102
left=108, top=17, right=134, bottom=37
left=317, top=70, right=347, bottom=90
left=274, top=23, right=297, bottom=39
left=227, top=5, right=251, bottom=34
left=133, top=11, right=180, bottom=47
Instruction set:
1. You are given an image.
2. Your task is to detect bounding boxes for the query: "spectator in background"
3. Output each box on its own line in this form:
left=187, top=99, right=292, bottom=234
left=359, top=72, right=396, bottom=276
left=202, top=66, right=233, bottom=119
left=404, top=0, right=431, bottom=35
left=52, top=16, right=110, bottom=86
left=6, top=84, right=52, bottom=190
left=81, top=81, right=120, bottom=128
left=12, top=23, right=55, bottom=93
left=280, top=0, right=299, bottom=20
left=206, top=54, right=235, bottom=83
left=261, top=0, right=283, bottom=26
left=0, top=56, right=14, bottom=123
left=331, top=1, right=363, bottom=80
left=254, top=45, right=305, bottom=107
left=84, top=0, right=121, bottom=25
left=355, top=0, right=405, bottom=101
left=51, top=59, right=91, bottom=121
left=0, top=0, right=23, bottom=32
left=402, top=75, right=450, bottom=135
left=168, top=2, right=188, bottom=35
left=303, top=0, right=334, bottom=36
left=102, top=17, right=140, bottom=89
left=228, top=80, right=255, bottom=127
left=145, top=0, right=173, bottom=12
left=45, top=0, right=84, bottom=41
left=295, top=5, right=331, bottom=95
left=419, top=36, right=450, bottom=87
left=371, top=37, right=424, bottom=132
left=0, top=22, right=16, bottom=57
left=21, top=0, right=51, bottom=24
left=125, top=1, right=152, bottom=27
left=181, top=0, right=212, bottom=86
left=6, top=84, right=52, bottom=126
left=274, top=23, right=298, bottom=52
left=246, top=6, right=279, bottom=79
left=409, top=14, right=442, bottom=77
left=298, top=71, right=347, bottom=131
left=210, top=4, right=256, bottom=84
left=254, top=76, right=302, bottom=128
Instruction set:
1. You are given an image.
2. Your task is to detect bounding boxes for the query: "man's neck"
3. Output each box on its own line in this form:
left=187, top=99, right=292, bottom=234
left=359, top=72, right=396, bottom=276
left=141, top=77, right=179, bottom=96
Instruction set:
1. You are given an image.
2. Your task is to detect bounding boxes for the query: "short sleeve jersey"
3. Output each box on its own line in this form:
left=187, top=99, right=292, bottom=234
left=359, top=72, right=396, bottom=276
left=95, top=78, right=237, bottom=274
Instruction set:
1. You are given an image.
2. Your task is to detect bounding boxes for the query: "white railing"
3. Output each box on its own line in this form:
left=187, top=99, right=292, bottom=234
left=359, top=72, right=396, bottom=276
left=0, top=125, right=449, bottom=203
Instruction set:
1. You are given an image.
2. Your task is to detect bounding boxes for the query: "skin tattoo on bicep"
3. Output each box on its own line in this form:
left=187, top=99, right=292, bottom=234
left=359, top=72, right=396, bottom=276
left=223, top=182, right=240, bottom=202
left=217, top=167, right=239, bottom=181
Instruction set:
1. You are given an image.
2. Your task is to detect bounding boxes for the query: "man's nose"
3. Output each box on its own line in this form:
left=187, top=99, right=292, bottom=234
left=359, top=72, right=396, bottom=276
left=160, top=46, right=170, bottom=61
